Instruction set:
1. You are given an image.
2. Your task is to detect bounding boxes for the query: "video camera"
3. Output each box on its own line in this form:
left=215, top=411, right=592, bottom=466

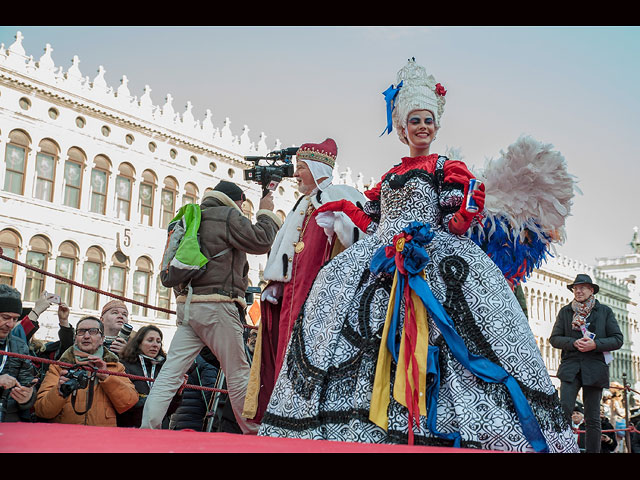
left=244, top=147, right=298, bottom=197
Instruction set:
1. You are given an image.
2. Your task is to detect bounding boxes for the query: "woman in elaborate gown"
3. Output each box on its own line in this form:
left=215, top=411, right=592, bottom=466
left=258, top=58, right=579, bottom=452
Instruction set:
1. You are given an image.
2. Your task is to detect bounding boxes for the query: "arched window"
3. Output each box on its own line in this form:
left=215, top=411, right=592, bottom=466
left=55, top=241, right=78, bottom=306
left=115, top=163, right=135, bottom=221
left=24, top=235, right=51, bottom=302
left=160, top=177, right=178, bottom=229
left=3, top=129, right=31, bottom=195
left=63, top=147, right=85, bottom=209
left=82, top=246, right=105, bottom=311
left=0, top=229, right=21, bottom=286
left=139, top=170, right=157, bottom=226
left=34, top=138, right=59, bottom=202
left=108, top=251, right=129, bottom=299
left=182, top=182, right=198, bottom=206
left=132, top=257, right=152, bottom=316
left=90, top=155, right=111, bottom=215
left=156, top=282, right=171, bottom=320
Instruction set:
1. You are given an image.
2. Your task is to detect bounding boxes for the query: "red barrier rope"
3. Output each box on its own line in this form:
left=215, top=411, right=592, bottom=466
left=0, top=247, right=257, bottom=330
left=0, top=349, right=229, bottom=395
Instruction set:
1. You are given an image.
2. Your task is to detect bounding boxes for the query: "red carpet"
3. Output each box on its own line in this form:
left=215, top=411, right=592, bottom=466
left=0, top=422, right=498, bottom=453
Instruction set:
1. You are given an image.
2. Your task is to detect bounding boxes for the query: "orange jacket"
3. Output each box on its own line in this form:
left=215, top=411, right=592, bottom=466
left=34, top=346, right=138, bottom=426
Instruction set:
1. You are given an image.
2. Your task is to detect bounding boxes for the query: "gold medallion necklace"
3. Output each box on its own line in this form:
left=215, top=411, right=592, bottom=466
left=294, top=201, right=315, bottom=254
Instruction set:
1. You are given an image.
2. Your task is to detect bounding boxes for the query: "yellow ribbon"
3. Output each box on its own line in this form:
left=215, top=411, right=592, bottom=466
left=369, top=270, right=429, bottom=431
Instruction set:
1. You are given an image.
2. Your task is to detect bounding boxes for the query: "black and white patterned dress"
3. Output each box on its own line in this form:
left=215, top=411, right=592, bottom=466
left=258, top=155, right=578, bottom=452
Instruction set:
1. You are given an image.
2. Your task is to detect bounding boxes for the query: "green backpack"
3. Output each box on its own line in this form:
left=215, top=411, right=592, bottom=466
left=160, top=203, right=209, bottom=289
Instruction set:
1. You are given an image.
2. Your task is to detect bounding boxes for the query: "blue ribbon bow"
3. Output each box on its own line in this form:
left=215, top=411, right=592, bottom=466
left=379, top=80, right=403, bottom=136
left=370, top=221, right=549, bottom=453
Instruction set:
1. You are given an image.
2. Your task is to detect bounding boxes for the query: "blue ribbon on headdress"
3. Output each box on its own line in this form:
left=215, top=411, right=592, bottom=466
left=379, top=80, right=403, bottom=136
left=370, top=221, right=549, bottom=453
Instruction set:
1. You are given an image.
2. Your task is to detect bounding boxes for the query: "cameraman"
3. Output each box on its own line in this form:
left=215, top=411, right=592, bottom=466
left=141, top=180, right=281, bottom=434
left=34, top=315, right=138, bottom=426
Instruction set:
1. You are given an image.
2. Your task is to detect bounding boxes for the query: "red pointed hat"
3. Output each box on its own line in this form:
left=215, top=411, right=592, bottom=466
left=296, top=138, right=337, bottom=169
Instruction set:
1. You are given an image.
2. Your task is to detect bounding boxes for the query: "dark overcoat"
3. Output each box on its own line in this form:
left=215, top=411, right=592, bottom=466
left=549, top=299, right=623, bottom=388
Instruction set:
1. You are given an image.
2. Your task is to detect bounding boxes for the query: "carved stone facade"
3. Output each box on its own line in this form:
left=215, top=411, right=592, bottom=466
left=0, top=31, right=302, bottom=345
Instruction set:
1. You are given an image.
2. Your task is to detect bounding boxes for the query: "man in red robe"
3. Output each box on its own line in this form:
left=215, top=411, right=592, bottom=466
left=242, top=138, right=367, bottom=424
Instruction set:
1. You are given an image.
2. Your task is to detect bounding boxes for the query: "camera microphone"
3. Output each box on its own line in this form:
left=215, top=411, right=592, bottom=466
left=269, top=147, right=299, bottom=157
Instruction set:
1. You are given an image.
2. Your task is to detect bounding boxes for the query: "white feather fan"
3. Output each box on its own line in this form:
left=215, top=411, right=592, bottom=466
left=473, top=135, right=580, bottom=245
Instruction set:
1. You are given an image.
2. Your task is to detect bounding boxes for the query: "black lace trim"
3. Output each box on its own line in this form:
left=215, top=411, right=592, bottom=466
left=384, top=169, right=437, bottom=191
left=262, top=407, right=372, bottom=433
left=387, top=429, right=483, bottom=449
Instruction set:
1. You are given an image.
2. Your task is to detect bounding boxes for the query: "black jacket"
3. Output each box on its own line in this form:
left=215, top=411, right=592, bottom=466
left=549, top=299, right=623, bottom=388
left=169, top=351, right=220, bottom=431
left=181, top=191, right=281, bottom=304
left=116, top=355, right=182, bottom=428
left=0, top=335, right=36, bottom=422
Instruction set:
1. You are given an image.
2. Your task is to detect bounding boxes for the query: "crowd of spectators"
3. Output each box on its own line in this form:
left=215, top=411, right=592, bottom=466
left=0, top=287, right=251, bottom=433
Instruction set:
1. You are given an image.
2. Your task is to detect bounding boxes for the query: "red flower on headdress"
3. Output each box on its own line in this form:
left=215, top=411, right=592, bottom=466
left=435, top=83, right=447, bottom=96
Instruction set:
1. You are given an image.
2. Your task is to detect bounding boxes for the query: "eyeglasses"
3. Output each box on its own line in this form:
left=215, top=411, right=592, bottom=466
left=76, top=328, right=102, bottom=337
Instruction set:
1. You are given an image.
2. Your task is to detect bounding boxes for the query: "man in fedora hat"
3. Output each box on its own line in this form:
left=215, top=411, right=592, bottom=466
left=550, top=273, right=623, bottom=452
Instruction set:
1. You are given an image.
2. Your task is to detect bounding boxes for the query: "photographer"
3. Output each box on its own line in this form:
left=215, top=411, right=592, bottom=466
left=100, top=300, right=132, bottom=356
left=0, top=285, right=37, bottom=422
left=141, top=180, right=281, bottom=434
left=34, top=315, right=138, bottom=426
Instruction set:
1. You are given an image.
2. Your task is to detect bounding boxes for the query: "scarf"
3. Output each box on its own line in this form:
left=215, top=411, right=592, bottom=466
left=73, top=345, right=104, bottom=363
left=571, top=295, right=595, bottom=331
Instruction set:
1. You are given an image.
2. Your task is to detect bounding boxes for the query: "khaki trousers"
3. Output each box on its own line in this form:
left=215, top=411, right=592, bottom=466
left=141, top=301, right=258, bottom=434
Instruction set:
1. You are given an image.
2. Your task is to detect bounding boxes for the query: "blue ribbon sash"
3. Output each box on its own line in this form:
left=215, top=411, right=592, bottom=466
left=370, top=221, right=549, bottom=452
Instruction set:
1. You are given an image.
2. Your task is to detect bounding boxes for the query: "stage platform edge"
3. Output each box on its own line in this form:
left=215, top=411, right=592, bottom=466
left=0, top=422, right=501, bottom=453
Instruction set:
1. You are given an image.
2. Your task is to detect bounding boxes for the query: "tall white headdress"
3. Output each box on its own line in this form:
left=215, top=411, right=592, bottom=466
left=380, top=57, right=447, bottom=144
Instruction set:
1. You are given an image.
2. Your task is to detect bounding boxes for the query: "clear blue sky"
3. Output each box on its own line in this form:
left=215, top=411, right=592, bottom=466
left=2, top=26, right=639, bottom=267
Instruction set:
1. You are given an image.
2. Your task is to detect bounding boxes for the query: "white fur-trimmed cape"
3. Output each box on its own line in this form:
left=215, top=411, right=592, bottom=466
left=263, top=183, right=368, bottom=283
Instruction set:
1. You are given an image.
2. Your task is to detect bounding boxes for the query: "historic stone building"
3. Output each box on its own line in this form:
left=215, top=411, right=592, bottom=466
left=0, top=31, right=304, bottom=345
left=1, top=30, right=637, bottom=394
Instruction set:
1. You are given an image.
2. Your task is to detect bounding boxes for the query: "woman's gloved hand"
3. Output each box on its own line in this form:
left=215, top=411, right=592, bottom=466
left=448, top=178, right=485, bottom=235
left=314, top=200, right=372, bottom=233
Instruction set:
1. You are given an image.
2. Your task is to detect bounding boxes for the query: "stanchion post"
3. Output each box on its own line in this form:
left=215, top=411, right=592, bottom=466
left=622, top=373, right=631, bottom=453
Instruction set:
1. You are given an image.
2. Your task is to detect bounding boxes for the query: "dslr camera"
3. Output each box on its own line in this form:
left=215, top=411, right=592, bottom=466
left=244, top=147, right=298, bottom=197
left=60, top=368, right=91, bottom=398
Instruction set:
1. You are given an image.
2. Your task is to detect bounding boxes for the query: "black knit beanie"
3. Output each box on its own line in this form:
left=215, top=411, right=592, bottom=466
left=0, top=284, right=22, bottom=315
left=213, top=180, right=246, bottom=202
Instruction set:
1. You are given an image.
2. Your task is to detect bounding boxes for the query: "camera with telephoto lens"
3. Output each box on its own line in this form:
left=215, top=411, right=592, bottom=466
left=60, top=368, right=91, bottom=398
left=117, top=323, right=134, bottom=341
left=244, top=147, right=297, bottom=197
